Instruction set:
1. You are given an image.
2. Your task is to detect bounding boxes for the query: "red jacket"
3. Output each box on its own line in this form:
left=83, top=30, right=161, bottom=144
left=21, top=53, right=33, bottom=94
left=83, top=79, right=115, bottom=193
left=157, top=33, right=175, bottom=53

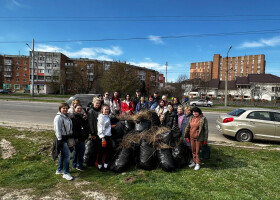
left=121, top=100, right=135, bottom=115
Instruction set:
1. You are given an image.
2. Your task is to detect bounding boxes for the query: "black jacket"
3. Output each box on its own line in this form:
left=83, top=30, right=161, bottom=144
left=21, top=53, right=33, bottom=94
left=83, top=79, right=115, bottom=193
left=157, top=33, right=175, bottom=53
left=163, top=111, right=178, bottom=129
left=52, top=137, right=61, bottom=161
left=87, top=107, right=100, bottom=137
left=71, top=113, right=89, bottom=142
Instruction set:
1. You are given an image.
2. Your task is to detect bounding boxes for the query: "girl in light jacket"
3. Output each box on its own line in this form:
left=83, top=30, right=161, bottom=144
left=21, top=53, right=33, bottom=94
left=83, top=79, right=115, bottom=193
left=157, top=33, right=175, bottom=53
left=54, top=103, right=73, bottom=181
left=97, top=104, right=112, bottom=171
left=155, top=99, right=168, bottom=124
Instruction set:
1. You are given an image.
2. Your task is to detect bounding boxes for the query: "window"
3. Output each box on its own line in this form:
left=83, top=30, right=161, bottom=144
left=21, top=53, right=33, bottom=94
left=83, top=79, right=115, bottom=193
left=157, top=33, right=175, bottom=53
left=272, top=112, right=280, bottom=122
left=247, top=111, right=271, bottom=121
left=23, top=79, right=26, bottom=82
left=16, top=78, right=19, bottom=82
left=228, top=109, right=246, bottom=116
left=16, top=61, right=19, bottom=64
left=16, top=66, right=20, bottom=70
left=24, top=61, right=27, bottom=65
left=14, top=84, right=20, bottom=90
left=24, top=73, right=27, bottom=76
left=16, top=73, right=19, bottom=77
left=24, top=67, right=27, bottom=71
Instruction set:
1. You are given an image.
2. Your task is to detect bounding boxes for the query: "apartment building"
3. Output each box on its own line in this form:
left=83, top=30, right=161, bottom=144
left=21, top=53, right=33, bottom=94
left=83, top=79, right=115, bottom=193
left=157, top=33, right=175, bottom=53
left=190, top=54, right=265, bottom=81
left=2, top=55, right=30, bottom=91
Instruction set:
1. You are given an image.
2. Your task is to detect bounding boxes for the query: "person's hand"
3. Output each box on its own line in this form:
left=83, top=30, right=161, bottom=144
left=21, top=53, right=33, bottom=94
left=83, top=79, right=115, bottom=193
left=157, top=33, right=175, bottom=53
left=111, top=124, right=116, bottom=128
left=102, top=138, right=107, bottom=148
left=185, top=138, right=190, bottom=143
left=203, top=141, right=208, bottom=145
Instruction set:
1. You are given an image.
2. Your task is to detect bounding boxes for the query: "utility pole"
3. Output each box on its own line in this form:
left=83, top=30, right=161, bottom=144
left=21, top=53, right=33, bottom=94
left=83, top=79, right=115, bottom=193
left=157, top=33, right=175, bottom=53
left=224, top=46, right=232, bottom=107
left=26, top=39, right=35, bottom=97
left=32, top=39, right=35, bottom=97
left=165, top=62, right=168, bottom=85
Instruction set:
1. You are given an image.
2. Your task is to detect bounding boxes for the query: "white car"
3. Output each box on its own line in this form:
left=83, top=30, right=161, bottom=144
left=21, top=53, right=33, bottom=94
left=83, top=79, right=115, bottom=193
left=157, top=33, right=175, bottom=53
left=190, top=99, right=213, bottom=107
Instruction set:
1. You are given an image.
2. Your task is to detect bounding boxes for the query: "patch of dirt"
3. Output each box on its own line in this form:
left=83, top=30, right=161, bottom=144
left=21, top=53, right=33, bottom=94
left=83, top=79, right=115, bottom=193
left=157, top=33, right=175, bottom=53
left=0, top=139, right=16, bottom=159
left=0, top=188, right=35, bottom=200
left=124, top=176, right=136, bottom=184
left=74, top=180, right=91, bottom=188
left=41, top=190, right=71, bottom=200
left=81, top=191, right=118, bottom=200
left=0, top=121, right=53, bottom=131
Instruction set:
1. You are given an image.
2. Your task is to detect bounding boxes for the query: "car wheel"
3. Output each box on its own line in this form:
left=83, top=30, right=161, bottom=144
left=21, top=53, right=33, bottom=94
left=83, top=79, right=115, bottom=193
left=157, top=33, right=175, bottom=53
left=207, top=104, right=212, bottom=107
left=192, top=103, right=196, bottom=106
left=236, top=130, right=253, bottom=142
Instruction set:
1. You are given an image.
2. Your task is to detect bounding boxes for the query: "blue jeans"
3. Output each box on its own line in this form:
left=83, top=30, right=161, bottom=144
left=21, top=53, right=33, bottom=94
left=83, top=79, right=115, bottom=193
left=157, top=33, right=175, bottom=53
left=72, top=141, right=85, bottom=168
left=57, top=141, right=71, bottom=174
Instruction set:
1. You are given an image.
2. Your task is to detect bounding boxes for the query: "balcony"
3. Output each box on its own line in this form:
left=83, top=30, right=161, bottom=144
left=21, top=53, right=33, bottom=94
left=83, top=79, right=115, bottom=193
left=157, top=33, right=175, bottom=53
left=4, top=72, right=12, bottom=77
left=4, top=66, right=12, bottom=71
left=4, top=60, right=12, bottom=65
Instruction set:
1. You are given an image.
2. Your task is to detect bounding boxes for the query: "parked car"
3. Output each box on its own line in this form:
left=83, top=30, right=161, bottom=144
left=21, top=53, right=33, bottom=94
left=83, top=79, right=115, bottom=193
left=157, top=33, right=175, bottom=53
left=216, top=108, right=280, bottom=142
left=190, top=99, right=213, bottom=107
left=66, top=94, right=101, bottom=108
left=0, top=89, right=9, bottom=94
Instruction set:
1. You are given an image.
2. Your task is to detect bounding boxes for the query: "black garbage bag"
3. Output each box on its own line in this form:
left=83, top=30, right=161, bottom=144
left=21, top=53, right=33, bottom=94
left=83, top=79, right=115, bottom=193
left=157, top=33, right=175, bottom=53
left=157, top=130, right=173, bottom=145
left=111, top=121, right=125, bottom=139
left=169, top=128, right=182, bottom=147
left=135, top=118, right=151, bottom=132
left=139, top=140, right=157, bottom=170
left=123, top=120, right=135, bottom=135
left=110, top=148, right=132, bottom=173
left=149, top=111, right=160, bottom=126
left=157, top=148, right=175, bottom=172
left=84, top=138, right=98, bottom=166
left=172, top=144, right=187, bottom=168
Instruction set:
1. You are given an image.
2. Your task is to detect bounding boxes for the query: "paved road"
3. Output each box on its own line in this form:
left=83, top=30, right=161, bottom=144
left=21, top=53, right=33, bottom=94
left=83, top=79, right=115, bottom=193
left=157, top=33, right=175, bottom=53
left=0, top=100, right=230, bottom=142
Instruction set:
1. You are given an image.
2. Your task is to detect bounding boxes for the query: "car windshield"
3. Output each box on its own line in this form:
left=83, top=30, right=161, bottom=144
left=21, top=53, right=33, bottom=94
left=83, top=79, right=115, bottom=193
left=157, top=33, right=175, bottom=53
left=227, top=109, right=246, bottom=116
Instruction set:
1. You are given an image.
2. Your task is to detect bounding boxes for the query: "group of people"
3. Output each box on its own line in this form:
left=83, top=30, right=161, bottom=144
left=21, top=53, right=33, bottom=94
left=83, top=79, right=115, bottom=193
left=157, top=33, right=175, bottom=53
left=53, top=90, right=208, bottom=181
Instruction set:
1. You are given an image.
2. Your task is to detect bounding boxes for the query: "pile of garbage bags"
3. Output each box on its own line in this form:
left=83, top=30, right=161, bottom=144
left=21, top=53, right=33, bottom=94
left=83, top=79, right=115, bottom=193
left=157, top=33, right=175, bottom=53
left=84, top=110, right=191, bottom=172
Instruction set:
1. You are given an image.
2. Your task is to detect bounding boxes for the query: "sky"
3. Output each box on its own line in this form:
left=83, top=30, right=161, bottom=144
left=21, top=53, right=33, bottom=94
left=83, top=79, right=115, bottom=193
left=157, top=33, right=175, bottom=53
left=1, top=0, right=280, bottom=82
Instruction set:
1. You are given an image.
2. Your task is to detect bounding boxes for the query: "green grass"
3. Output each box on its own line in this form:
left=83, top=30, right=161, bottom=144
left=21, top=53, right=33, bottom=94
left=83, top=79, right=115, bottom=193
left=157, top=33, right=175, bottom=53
left=0, top=127, right=280, bottom=199
left=0, top=97, right=64, bottom=103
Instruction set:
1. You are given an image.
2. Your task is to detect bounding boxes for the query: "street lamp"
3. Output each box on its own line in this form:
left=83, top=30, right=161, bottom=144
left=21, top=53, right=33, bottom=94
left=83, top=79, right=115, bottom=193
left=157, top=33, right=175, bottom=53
left=26, top=39, right=34, bottom=97
left=224, top=46, right=232, bottom=107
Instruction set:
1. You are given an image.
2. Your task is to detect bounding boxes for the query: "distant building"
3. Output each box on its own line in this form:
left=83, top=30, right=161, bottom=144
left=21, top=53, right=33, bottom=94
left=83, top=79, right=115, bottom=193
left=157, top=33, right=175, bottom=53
left=192, top=74, right=280, bottom=101
left=0, top=51, right=165, bottom=94
left=190, top=54, right=265, bottom=81
left=2, top=55, right=30, bottom=92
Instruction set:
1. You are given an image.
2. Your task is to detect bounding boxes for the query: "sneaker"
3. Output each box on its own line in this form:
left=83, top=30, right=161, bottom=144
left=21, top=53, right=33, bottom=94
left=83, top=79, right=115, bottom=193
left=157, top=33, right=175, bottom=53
left=194, top=164, right=200, bottom=171
left=56, top=170, right=63, bottom=175
left=63, top=173, right=73, bottom=181
left=188, top=162, right=196, bottom=168
left=76, top=166, right=85, bottom=171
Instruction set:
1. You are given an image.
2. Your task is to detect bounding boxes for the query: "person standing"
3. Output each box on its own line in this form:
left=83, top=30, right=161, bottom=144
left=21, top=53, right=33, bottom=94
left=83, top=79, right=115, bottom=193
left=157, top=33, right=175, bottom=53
left=184, top=107, right=208, bottom=171
left=163, top=103, right=178, bottom=129
left=70, top=104, right=88, bottom=171
left=97, top=104, right=113, bottom=171
left=54, top=103, right=73, bottom=181
left=110, top=91, right=121, bottom=116
left=161, top=95, right=168, bottom=106
left=133, top=89, right=142, bottom=111
left=103, top=92, right=111, bottom=106
left=153, top=91, right=161, bottom=103
left=148, top=95, right=158, bottom=110
left=68, top=98, right=87, bottom=119
left=121, top=94, right=135, bottom=115
left=172, top=97, right=181, bottom=112
left=155, top=99, right=168, bottom=124
left=181, top=106, right=193, bottom=164
left=135, top=96, right=149, bottom=112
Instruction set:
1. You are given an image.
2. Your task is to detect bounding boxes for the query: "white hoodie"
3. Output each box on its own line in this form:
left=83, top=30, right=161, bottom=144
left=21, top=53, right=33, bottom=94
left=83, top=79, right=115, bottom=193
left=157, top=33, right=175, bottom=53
left=97, top=113, right=111, bottom=138
left=53, top=112, right=73, bottom=140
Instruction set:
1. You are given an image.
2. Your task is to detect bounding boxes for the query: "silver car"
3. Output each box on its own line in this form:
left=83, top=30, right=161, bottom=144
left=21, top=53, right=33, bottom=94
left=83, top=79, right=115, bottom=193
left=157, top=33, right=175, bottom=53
left=216, top=108, right=280, bottom=142
left=190, top=99, right=213, bottom=107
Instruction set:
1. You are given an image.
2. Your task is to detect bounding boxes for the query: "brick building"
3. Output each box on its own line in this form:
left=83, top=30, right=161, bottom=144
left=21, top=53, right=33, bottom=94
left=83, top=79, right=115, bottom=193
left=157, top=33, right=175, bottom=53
left=0, top=51, right=165, bottom=94
left=190, top=54, right=265, bottom=81
left=2, top=55, right=30, bottom=91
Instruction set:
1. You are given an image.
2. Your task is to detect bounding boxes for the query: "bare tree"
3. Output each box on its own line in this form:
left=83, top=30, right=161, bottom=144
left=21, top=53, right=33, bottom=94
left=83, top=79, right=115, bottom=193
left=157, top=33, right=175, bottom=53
left=101, top=62, right=141, bottom=96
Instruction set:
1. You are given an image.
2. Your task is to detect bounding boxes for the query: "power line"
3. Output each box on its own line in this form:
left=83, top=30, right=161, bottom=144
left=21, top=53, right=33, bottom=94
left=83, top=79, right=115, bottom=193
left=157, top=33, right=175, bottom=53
left=1, top=28, right=280, bottom=44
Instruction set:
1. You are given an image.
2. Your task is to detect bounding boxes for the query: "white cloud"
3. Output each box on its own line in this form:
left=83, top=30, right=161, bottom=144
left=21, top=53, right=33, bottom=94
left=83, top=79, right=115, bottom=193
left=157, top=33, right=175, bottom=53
left=35, top=44, right=122, bottom=60
left=238, top=36, right=280, bottom=48
left=5, top=0, right=26, bottom=9
left=148, top=35, right=164, bottom=45
left=128, top=61, right=168, bottom=72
